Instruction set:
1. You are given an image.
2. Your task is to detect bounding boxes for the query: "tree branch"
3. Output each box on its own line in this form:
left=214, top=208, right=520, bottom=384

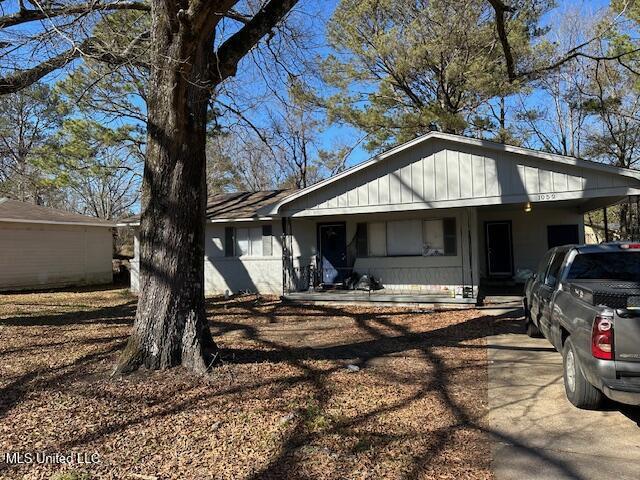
left=0, top=1, right=150, bottom=29
left=211, top=0, right=299, bottom=86
left=0, top=32, right=149, bottom=95
left=487, top=0, right=640, bottom=82
left=487, top=0, right=517, bottom=81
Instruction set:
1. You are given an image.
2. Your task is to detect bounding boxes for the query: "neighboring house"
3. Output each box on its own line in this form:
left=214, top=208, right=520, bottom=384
left=0, top=198, right=115, bottom=291
left=125, top=132, right=640, bottom=303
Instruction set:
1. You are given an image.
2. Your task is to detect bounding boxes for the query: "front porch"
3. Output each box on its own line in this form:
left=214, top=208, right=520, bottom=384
left=280, top=198, right=624, bottom=306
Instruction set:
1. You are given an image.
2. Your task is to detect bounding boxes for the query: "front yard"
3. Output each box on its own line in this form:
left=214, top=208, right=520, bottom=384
left=0, top=288, right=499, bottom=480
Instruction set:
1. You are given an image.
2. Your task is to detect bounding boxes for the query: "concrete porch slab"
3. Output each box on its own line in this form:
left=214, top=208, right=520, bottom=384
left=283, top=289, right=476, bottom=307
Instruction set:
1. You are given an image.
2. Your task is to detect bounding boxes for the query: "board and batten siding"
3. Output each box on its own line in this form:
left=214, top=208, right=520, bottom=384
left=281, top=139, right=639, bottom=216
left=0, top=222, right=112, bottom=291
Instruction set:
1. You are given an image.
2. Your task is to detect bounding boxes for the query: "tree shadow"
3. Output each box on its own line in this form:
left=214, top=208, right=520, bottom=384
left=205, top=300, right=587, bottom=479
left=0, top=302, right=137, bottom=327
left=0, top=295, right=629, bottom=479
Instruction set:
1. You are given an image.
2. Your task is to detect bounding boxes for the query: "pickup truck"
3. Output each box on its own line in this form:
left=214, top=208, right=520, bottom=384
left=524, top=242, right=640, bottom=409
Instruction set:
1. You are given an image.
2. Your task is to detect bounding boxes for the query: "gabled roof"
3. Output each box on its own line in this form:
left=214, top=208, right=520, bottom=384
left=120, top=189, right=296, bottom=225
left=268, top=131, right=640, bottom=214
left=0, top=198, right=115, bottom=227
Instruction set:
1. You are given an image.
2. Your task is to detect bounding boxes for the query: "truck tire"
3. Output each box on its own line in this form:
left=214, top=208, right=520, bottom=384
left=562, top=337, right=603, bottom=409
left=524, top=302, right=543, bottom=338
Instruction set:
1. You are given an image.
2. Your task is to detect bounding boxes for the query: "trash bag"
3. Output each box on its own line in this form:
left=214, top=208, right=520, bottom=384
left=344, top=271, right=360, bottom=290
left=355, top=274, right=384, bottom=291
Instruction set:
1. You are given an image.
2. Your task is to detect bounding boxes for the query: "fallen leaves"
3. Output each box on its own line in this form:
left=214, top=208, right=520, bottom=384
left=0, top=290, right=493, bottom=479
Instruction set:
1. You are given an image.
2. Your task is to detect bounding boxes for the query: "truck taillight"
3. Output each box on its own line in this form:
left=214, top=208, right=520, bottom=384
left=592, top=314, right=614, bottom=360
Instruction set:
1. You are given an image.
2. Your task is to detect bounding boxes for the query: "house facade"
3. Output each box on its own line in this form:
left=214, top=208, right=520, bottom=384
left=0, top=198, right=115, bottom=291
left=128, top=132, right=640, bottom=302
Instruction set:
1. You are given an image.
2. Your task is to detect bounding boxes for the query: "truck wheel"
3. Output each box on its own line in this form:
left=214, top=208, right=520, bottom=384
left=523, top=300, right=539, bottom=336
left=562, top=337, right=603, bottom=409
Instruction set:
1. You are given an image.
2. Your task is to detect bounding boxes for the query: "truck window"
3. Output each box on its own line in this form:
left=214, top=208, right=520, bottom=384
left=567, top=252, right=640, bottom=281
left=536, top=251, right=553, bottom=278
left=545, top=252, right=565, bottom=287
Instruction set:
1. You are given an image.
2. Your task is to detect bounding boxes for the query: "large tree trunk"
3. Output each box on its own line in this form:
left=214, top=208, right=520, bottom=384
left=114, top=4, right=218, bottom=374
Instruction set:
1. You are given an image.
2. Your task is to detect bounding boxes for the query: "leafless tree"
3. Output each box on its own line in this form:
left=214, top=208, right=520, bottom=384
left=0, top=83, right=66, bottom=203
left=0, top=0, right=300, bottom=374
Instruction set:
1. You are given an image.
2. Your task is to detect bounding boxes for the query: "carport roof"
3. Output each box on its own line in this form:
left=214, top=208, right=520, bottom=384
left=0, top=198, right=116, bottom=227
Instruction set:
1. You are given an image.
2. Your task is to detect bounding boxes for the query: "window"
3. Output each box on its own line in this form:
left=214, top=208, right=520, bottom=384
left=544, top=251, right=566, bottom=287
left=236, top=227, right=250, bottom=256
left=262, top=225, right=273, bottom=256
left=387, top=220, right=423, bottom=256
left=567, top=252, right=640, bottom=281
left=547, top=224, right=579, bottom=249
left=423, top=220, right=444, bottom=256
left=368, top=222, right=387, bottom=257
left=224, top=224, right=273, bottom=257
left=249, top=227, right=262, bottom=256
left=360, top=218, right=457, bottom=257
left=443, top=218, right=457, bottom=256
left=536, top=251, right=554, bottom=279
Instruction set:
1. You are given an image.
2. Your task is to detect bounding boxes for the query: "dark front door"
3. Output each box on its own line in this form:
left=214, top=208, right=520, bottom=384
left=486, top=221, right=513, bottom=277
left=318, top=223, right=347, bottom=284
left=547, top=224, right=579, bottom=248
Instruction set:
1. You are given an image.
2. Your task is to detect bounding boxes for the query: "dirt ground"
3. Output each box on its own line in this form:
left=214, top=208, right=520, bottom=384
left=0, top=288, right=501, bottom=480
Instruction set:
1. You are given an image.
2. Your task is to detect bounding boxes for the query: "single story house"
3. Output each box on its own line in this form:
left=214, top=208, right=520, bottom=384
left=0, top=198, right=115, bottom=291
left=126, top=132, right=640, bottom=303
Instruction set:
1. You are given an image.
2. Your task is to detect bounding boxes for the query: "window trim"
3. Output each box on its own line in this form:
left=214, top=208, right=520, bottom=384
left=224, top=224, right=274, bottom=258
left=359, top=217, right=458, bottom=258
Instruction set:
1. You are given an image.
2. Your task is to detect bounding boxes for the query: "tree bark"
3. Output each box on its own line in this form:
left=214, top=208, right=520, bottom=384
left=114, top=3, right=218, bottom=374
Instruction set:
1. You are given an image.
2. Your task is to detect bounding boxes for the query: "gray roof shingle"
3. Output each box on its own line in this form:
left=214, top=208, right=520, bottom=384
left=120, top=189, right=296, bottom=224
left=0, top=198, right=115, bottom=227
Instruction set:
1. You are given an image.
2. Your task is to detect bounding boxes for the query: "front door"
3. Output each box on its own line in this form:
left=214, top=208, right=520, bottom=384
left=486, top=221, right=513, bottom=277
left=318, top=223, right=347, bottom=285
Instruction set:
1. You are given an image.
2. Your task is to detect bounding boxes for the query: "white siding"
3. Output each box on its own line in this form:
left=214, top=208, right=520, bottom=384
left=130, top=221, right=285, bottom=295
left=477, top=207, right=585, bottom=277
left=0, top=222, right=112, bottom=291
left=204, top=221, right=283, bottom=294
left=282, top=139, right=639, bottom=216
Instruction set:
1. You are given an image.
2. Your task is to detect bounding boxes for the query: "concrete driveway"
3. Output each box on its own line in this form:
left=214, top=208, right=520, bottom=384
left=487, top=309, right=640, bottom=480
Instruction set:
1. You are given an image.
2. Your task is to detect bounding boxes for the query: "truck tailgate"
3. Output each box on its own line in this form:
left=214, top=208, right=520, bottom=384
left=615, top=310, right=640, bottom=363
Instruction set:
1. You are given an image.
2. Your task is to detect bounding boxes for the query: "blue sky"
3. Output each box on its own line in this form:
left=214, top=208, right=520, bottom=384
left=294, top=0, right=618, bottom=168
left=4, top=0, right=624, bottom=178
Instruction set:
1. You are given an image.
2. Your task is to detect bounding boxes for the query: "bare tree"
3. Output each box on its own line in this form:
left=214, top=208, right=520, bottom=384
left=0, top=84, right=67, bottom=204
left=488, top=0, right=640, bottom=82
left=514, top=7, right=596, bottom=156
left=0, top=0, right=299, bottom=374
